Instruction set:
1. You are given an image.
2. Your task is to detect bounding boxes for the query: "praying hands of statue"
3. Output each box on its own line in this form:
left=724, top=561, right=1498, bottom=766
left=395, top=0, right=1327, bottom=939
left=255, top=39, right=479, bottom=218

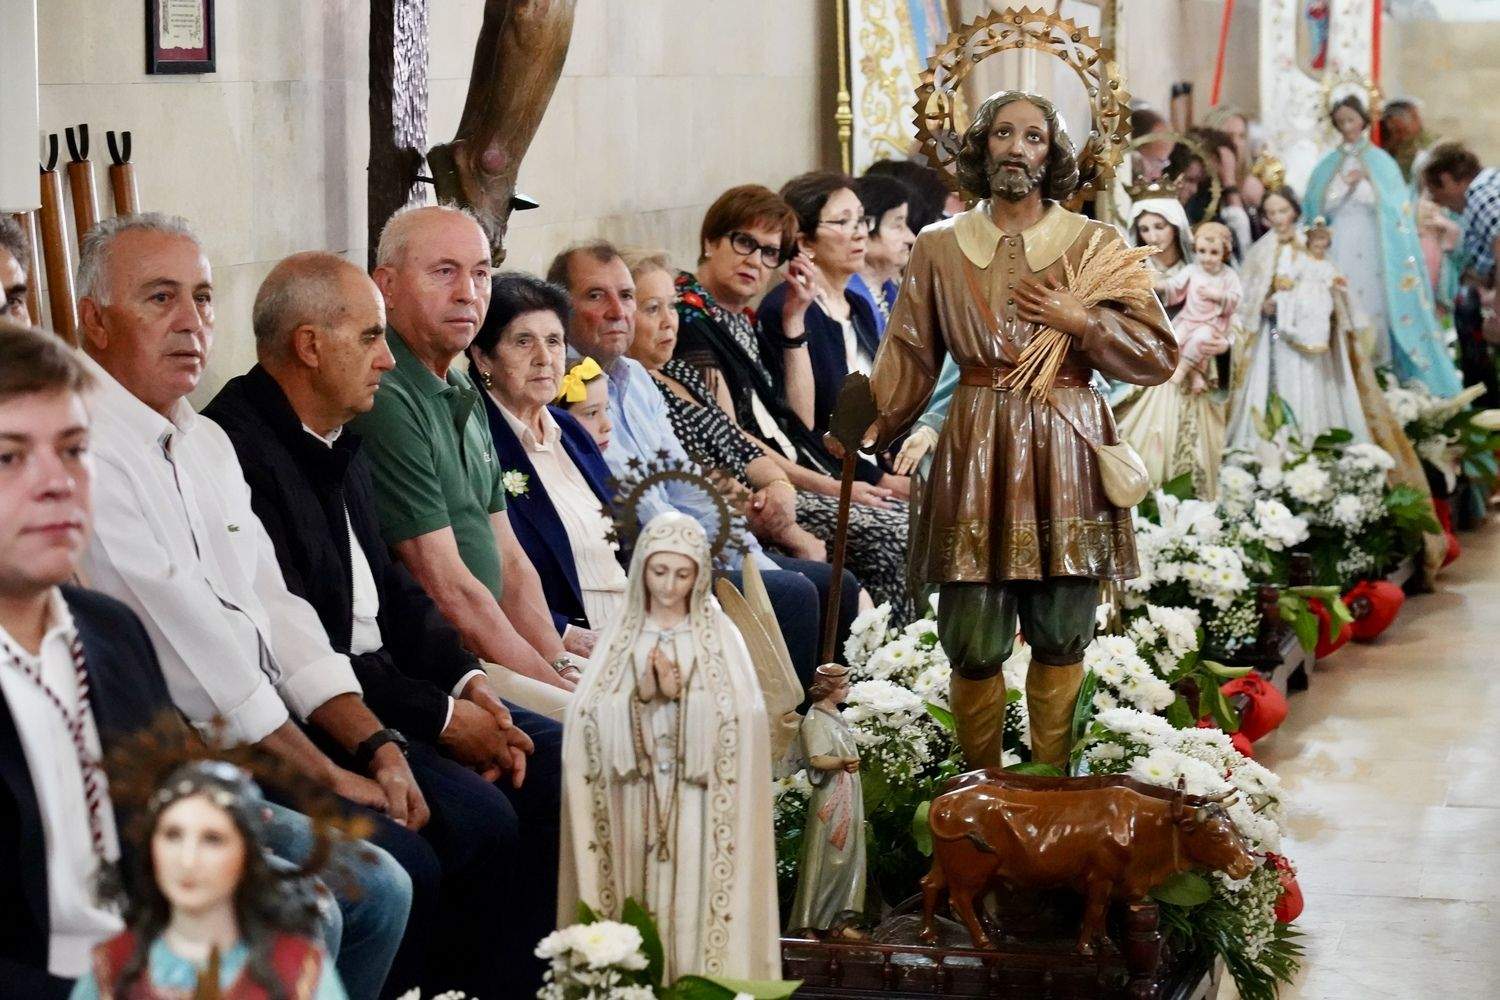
left=1014, top=274, right=1091, bottom=338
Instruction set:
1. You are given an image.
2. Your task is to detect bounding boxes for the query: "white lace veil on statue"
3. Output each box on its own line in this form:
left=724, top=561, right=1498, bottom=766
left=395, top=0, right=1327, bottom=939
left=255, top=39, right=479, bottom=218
left=595, top=511, right=726, bottom=675
left=1128, top=197, right=1196, bottom=265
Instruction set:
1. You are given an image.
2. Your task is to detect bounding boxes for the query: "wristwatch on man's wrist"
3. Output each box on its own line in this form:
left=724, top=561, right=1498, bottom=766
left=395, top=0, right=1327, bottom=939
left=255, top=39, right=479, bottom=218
left=354, top=728, right=409, bottom=772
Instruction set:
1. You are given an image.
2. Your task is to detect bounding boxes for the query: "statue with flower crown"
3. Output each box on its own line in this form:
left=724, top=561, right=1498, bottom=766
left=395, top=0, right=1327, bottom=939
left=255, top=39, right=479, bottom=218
left=71, top=760, right=346, bottom=1000
left=556, top=511, right=780, bottom=981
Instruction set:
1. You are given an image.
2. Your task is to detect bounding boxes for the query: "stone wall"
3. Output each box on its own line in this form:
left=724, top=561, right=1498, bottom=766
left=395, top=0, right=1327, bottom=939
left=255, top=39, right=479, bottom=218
left=1385, top=18, right=1500, bottom=165
left=34, top=0, right=832, bottom=399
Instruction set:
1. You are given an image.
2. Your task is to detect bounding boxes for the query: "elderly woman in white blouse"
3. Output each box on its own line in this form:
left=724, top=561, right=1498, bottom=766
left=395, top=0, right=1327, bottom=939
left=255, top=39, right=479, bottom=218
left=468, top=273, right=630, bottom=647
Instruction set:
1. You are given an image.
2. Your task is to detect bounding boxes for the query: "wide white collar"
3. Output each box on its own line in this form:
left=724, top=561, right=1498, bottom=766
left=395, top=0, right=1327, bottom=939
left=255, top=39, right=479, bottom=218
left=953, top=200, right=1089, bottom=271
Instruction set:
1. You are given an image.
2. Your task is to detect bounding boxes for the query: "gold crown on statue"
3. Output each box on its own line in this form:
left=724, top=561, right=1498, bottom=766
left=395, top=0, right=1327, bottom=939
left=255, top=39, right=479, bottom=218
left=914, top=7, right=1131, bottom=199
left=1322, top=67, right=1383, bottom=119
left=1125, top=130, right=1222, bottom=220
left=1249, top=151, right=1287, bottom=193
left=1124, top=176, right=1178, bottom=202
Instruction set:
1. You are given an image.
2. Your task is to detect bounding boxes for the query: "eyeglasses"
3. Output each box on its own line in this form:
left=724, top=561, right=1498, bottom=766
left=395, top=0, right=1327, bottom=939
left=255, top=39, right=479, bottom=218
left=817, top=215, right=876, bottom=237
left=726, top=230, right=788, bottom=267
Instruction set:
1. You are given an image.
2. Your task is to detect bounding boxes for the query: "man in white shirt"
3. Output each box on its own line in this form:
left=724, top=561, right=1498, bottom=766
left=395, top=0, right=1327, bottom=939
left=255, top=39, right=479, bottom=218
left=72, top=214, right=427, bottom=998
left=0, top=324, right=411, bottom=1000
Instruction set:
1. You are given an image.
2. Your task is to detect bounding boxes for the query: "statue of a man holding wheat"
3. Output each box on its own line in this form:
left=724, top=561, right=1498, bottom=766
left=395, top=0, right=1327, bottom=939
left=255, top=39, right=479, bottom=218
left=860, top=91, right=1178, bottom=770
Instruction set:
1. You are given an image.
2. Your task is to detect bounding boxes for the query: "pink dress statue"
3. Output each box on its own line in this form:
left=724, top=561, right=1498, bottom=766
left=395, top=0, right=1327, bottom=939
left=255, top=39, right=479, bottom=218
left=1159, top=263, right=1244, bottom=394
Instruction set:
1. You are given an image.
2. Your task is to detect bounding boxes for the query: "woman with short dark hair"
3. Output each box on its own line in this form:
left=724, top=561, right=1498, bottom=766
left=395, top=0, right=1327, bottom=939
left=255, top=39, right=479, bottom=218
left=760, top=172, right=892, bottom=455
left=467, top=273, right=627, bottom=640
left=851, top=173, right=915, bottom=334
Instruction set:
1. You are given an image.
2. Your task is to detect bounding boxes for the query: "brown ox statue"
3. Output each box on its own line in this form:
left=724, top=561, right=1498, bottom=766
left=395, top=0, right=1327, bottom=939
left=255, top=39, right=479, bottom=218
left=920, top=771, right=1256, bottom=953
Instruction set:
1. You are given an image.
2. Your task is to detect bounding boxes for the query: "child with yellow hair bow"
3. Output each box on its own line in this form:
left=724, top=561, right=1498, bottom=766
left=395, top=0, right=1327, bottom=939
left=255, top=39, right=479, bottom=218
left=556, top=358, right=613, bottom=451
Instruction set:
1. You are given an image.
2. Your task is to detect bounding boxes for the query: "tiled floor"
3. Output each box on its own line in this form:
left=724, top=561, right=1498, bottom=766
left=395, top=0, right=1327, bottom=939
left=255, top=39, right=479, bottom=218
left=1241, top=519, right=1500, bottom=998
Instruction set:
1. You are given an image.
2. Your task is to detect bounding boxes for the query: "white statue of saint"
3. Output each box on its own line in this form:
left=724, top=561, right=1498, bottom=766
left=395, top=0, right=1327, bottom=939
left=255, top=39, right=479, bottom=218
left=557, top=512, right=780, bottom=981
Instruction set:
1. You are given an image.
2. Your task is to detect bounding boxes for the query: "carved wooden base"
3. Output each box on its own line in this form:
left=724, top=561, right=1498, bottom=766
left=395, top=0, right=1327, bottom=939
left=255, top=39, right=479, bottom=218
left=783, top=893, right=1212, bottom=1000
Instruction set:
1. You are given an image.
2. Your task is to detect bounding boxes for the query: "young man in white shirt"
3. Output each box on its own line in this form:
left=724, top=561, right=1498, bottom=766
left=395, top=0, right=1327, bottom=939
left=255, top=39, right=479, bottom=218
left=0, top=324, right=411, bottom=1000
left=71, top=214, right=427, bottom=998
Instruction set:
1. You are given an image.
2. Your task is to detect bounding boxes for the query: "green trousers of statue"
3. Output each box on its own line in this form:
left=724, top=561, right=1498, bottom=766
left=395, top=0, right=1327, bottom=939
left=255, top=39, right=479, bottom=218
left=936, top=578, right=1100, bottom=769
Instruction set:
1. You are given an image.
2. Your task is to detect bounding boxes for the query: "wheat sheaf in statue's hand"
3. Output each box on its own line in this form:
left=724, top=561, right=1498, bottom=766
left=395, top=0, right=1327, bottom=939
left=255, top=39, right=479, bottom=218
left=1014, top=274, right=1091, bottom=338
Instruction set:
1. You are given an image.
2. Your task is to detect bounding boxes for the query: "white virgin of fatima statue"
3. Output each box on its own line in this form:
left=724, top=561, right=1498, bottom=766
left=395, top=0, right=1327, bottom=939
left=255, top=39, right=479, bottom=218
left=1227, top=191, right=1370, bottom=448
left=557, top=511, right=780, bottom=981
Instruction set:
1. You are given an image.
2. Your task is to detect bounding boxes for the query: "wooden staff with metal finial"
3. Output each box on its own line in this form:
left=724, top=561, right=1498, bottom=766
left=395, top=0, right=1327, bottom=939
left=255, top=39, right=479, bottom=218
left=821, top=373, right=880, bottom=664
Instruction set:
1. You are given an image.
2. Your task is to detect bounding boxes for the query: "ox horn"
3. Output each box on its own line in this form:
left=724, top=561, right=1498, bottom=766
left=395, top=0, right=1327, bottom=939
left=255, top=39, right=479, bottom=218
left=1201, top=787, right=1236, bottom=803
left=1171, top=776, right=1187, bottom=821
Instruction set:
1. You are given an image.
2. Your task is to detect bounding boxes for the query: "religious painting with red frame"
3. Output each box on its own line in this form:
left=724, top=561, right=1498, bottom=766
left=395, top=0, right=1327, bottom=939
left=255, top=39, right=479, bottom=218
left=146, top=0, right=215, bottom=75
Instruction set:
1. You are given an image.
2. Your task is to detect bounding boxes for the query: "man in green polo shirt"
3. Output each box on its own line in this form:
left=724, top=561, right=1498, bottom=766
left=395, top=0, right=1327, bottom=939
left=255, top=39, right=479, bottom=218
left=354, top=205, right=575, bottom=718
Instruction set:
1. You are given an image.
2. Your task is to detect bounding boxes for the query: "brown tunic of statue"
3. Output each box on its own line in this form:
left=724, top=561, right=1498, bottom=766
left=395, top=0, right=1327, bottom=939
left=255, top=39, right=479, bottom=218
left=868, top=91, right=1177, bottom=770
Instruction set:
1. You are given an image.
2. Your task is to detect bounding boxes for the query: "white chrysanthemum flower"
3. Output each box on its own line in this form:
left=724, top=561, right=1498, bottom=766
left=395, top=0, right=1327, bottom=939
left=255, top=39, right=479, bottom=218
left=1343, top=441, right=1396, bottom=472
left=1283, top=460, right=1332, bottom=505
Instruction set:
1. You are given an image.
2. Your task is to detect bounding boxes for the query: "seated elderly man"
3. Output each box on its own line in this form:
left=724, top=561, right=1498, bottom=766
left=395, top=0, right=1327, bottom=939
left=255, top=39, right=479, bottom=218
left=203, top=252, right=562, bottom=999
left=72, top=213, right=433, bottom=1000
left=466, top=273, right=627, bottom=638
left=549, top=241, right=861, bottom=684
left=352, top=205, right=579, bottom=718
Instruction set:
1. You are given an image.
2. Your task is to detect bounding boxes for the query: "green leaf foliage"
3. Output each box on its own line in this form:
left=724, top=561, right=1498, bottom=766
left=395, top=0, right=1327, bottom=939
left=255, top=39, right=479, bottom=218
left=911, top=800, right=933, bottom=857
left=1165, top=695, right=1197, bottom=729
left=1161, top=471, right=1197, bottom=500
left=1150, top=870, right=1213, bottom=907
left=622, top=897, right=666, bottom=987
left=1005, top=761, right=1064, bottom=776
left=1206, top=683, right=1241, bottom=732
left=925, top=702, right=956, bottom=733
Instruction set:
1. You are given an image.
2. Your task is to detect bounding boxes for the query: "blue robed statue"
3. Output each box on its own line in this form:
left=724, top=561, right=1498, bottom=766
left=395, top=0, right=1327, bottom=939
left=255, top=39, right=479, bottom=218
left=1305, top=93, right=1462, bottom=397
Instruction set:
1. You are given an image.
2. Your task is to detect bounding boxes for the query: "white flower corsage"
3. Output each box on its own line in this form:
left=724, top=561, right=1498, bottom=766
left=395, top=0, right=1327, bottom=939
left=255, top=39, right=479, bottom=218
left=501, top=470, right=530, bottom=497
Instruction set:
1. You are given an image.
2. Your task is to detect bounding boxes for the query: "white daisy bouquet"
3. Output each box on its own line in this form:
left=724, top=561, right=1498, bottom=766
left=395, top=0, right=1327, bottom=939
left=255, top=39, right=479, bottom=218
left=1222, top=423, right=1435, bottom=586
left=1125, top=493, right=1263, bottom=656
left=537, top=900, right=797, bottom=1000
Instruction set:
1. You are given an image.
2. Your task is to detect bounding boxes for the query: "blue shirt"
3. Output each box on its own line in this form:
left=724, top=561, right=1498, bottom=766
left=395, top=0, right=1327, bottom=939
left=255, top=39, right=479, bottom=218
left=848, top=273, right=899, bottom=336
left=594, top=354, right=772, bottom=571
left=1460, top=167, right=1500, bottom=284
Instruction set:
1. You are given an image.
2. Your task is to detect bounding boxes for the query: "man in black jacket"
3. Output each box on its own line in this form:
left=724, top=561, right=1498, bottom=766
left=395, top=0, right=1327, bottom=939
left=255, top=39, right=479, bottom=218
left=204, top=252, right=562, bottom=1000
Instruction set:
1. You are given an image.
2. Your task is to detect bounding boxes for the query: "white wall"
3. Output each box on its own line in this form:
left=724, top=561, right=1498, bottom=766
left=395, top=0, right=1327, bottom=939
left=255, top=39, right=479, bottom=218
left=32, top=0, right=830, bottom=400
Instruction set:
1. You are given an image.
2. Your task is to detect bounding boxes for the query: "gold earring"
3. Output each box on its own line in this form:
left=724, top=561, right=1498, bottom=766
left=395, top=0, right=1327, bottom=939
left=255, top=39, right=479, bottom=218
left=479, top=368, right=493, bottom=389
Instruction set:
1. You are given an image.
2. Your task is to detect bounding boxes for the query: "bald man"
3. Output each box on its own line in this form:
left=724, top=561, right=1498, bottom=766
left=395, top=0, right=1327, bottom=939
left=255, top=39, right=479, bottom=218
left=203, top=251, right=562, bottom=999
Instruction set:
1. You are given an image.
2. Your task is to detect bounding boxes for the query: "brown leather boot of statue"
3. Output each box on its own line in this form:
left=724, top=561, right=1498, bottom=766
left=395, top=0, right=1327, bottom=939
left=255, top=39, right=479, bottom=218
left=1025, top=660, right=1085, bottom=769
left=950, top=672, right=1006, bottom=769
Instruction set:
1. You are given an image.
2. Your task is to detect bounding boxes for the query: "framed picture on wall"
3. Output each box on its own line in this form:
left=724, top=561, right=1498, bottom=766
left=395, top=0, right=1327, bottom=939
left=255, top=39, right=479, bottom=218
left=146, top=0, right=215, bottom=75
